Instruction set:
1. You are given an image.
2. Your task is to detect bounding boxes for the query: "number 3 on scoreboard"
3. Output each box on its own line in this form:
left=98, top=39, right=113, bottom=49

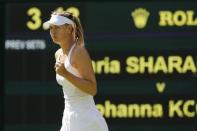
left=26, top=7, right=42, bottom=30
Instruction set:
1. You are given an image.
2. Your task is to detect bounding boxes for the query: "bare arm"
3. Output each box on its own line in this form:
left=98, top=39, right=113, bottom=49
left=55, top=46, right=97, bottom=96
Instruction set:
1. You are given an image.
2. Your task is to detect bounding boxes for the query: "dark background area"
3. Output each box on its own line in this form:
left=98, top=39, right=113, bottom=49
left=2, top=0, right=197, bottom=131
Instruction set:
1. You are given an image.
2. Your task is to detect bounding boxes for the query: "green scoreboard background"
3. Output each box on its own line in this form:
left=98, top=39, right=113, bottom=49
left=4, top=1, right=197, bottom=131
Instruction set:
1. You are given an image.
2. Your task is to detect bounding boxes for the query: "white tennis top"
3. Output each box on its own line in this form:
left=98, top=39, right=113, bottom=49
left=56, top=44, right=92, bottom=99
left=55, top=44, right=109, bottom=131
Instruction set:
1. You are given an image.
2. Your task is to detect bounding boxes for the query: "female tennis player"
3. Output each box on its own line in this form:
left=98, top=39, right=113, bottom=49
left=43, top=11, right=109, bottom=131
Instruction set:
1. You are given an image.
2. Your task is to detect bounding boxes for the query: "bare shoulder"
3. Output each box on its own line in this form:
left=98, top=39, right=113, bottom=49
left=73, top=45, right=91, bottom=60
left=71, top=45, right=96, bottom=84
left=55, top=48, right=62, bottom=60
left=72, top=45, right=92, bottom=66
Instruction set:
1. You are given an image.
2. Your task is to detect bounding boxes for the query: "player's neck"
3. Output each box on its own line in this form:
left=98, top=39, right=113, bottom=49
left=60, top=39, right=75, bottom=56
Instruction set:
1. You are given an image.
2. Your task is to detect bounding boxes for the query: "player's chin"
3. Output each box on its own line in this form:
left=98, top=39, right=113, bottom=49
left=52, top=38, right=59, bottom=44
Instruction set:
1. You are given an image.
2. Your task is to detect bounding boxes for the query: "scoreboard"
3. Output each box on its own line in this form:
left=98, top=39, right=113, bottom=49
left=4, top=1, right=197, bottom=131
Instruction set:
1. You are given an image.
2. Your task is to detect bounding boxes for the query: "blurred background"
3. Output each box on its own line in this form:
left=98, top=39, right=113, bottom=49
left=4, top=1, right=197, bottom=131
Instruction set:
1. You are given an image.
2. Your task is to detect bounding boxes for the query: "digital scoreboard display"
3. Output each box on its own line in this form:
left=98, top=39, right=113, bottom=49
left=5, top=1, right=197, bottom=131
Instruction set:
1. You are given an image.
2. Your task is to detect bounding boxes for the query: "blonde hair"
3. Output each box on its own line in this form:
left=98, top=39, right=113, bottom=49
left=52, top=11, right=84, bottom=46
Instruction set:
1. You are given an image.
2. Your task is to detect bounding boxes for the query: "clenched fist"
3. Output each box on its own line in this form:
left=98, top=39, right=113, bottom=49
left=54, top=61, right=67, bottom=76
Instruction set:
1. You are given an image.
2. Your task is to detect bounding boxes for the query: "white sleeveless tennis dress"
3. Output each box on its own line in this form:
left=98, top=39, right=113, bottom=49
left=56, top=44, right=109, bottom=131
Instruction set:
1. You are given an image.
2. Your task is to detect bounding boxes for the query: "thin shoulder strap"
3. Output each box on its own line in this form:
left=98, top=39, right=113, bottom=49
left=67, top=43, right=76, bottom=62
